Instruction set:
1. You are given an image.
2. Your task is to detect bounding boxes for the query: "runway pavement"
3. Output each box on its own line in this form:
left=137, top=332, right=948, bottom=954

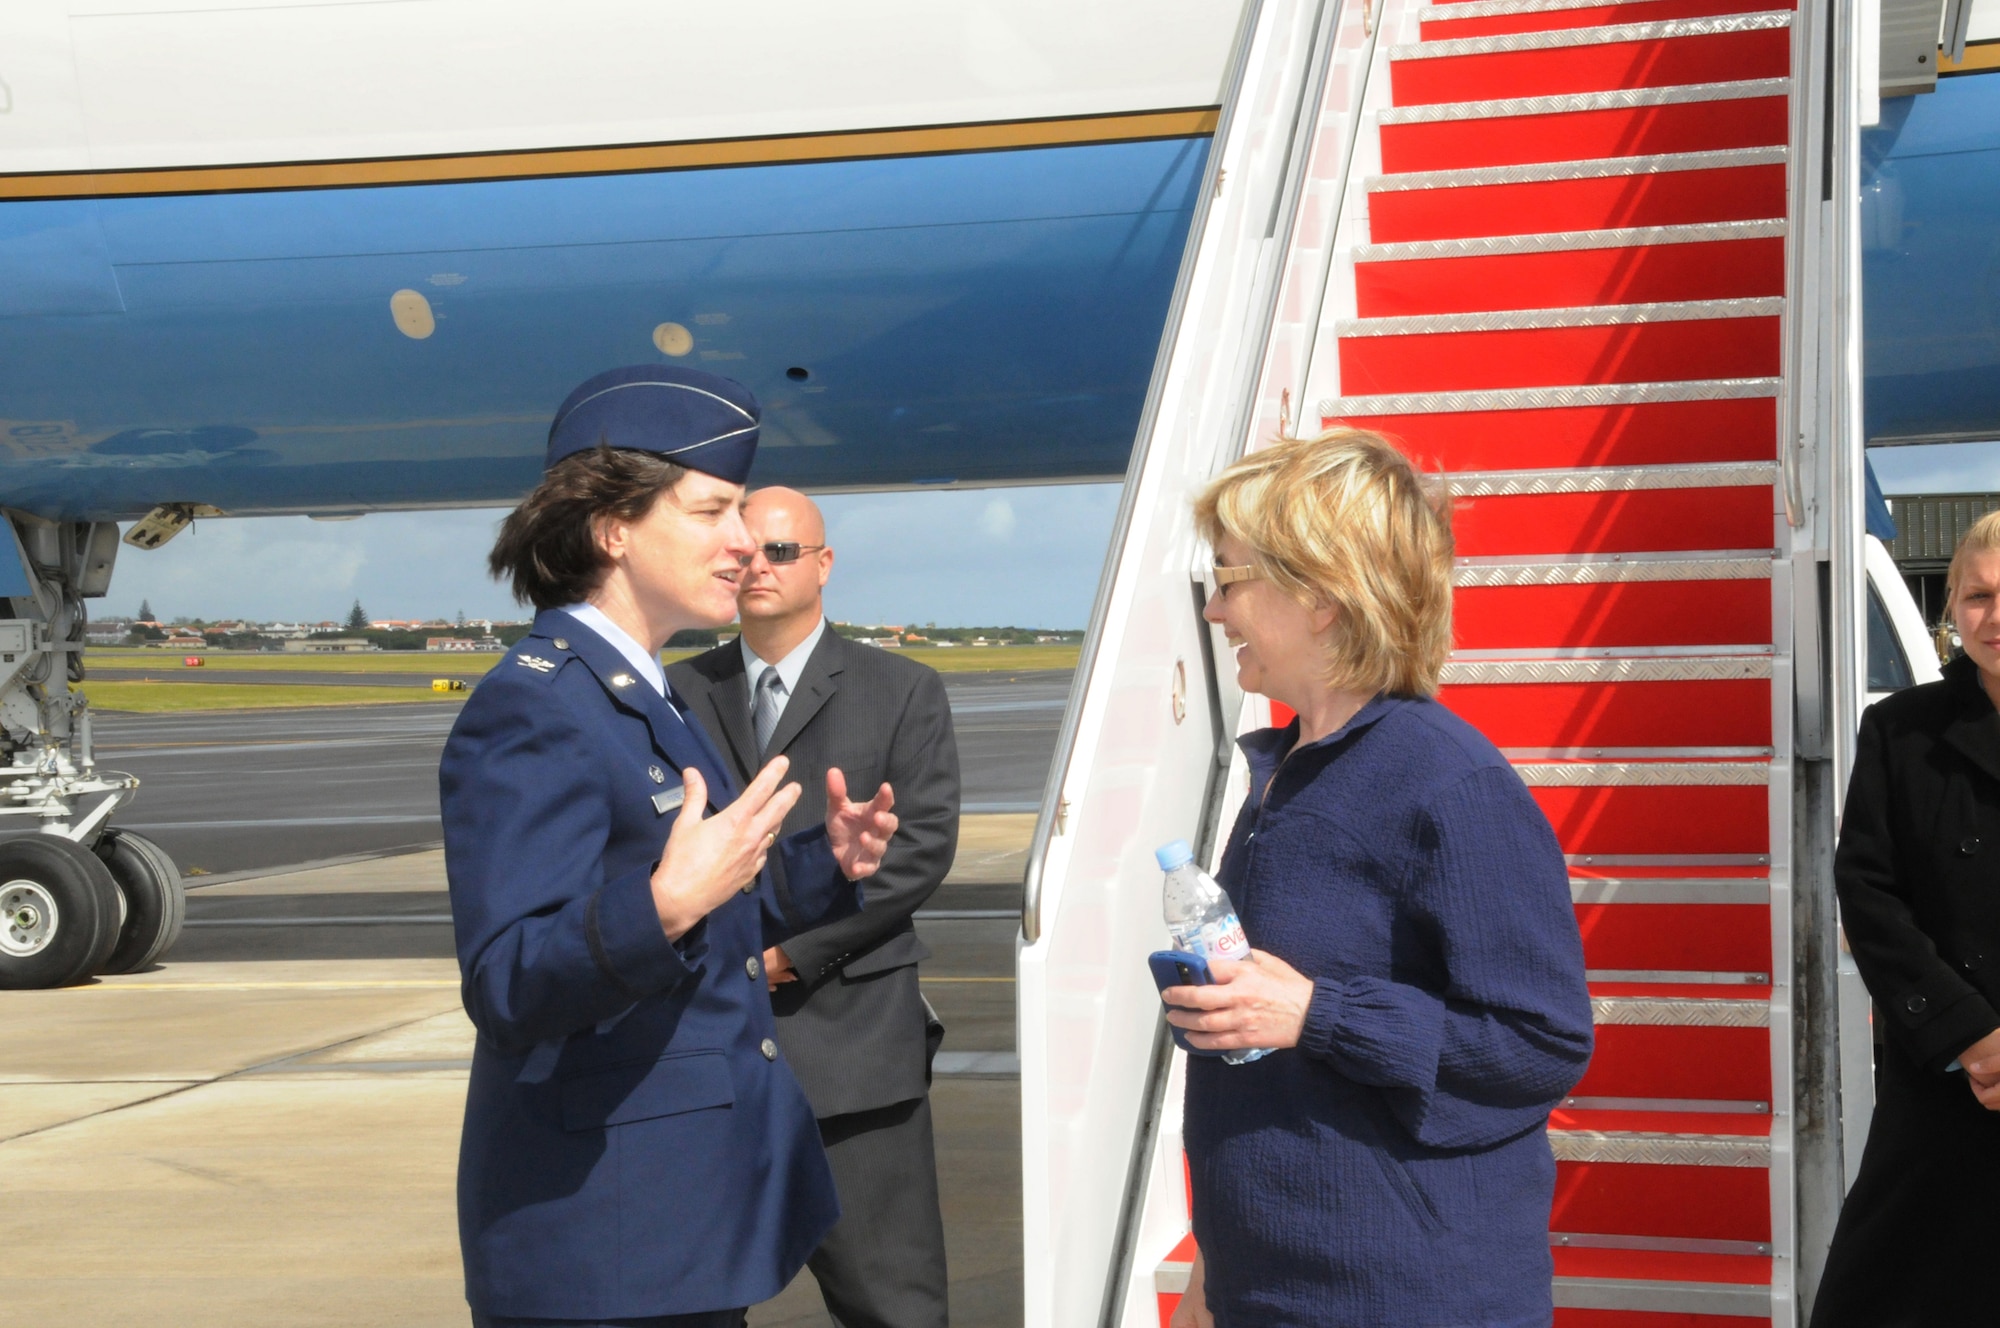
left=0, top=670, right=1062, bottom=1326
left=93, top=669, right=1071, bottom=878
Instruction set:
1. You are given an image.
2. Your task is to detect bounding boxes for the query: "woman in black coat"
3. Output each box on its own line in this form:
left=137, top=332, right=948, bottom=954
left=1811, top=513, right=2000, bottom=1328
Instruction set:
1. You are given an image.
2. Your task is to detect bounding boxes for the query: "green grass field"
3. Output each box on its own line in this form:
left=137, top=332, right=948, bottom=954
left=80, top=643, right=1078, bottom=711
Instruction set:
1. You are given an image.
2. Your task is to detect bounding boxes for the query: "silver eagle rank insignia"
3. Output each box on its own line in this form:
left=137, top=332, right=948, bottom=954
left=516, top=654, right=556, bottom=673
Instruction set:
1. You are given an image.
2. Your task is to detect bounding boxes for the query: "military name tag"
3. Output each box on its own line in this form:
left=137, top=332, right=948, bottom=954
left=651, top=786, right=685, bottom=816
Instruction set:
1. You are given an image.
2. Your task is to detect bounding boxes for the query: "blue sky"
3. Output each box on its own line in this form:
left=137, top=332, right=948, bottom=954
left=1868, top=442, right=2000, bottom=496
left=107, top=483, right=1124, bottom=628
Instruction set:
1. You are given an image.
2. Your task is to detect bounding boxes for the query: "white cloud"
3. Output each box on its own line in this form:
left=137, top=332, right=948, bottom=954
left=979, top=497, right=1017, bottom=541
left=1870, top=442, right=2000, bottom=495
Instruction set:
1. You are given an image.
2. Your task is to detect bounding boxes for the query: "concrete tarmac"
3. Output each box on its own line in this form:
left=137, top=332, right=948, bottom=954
left=0, top=669, right=1058, bottom=1326
left=0, top=838, right=1028, bottom=1328
left=94, top=670, right=1070, bottom=878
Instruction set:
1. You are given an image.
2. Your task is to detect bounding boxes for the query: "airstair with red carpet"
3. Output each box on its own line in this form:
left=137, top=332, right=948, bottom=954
left=1305, top=2, right=1804, bottom=1318
left=1018, top=0, right=1863, bottom=1321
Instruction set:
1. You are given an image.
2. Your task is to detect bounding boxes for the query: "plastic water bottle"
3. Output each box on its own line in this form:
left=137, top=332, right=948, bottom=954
left=1157, top=840, right=1271, bottom=1064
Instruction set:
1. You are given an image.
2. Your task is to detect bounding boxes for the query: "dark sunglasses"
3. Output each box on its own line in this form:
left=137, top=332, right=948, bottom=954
left=757, top=542, right=826, bottom=565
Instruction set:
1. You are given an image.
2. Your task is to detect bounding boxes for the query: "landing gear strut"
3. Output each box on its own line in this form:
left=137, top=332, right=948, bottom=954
left=0, top=513, right=184, bottom=989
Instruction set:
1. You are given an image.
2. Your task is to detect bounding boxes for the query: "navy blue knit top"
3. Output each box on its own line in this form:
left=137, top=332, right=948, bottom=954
left=1183, top=694, right=1593, bottom=1327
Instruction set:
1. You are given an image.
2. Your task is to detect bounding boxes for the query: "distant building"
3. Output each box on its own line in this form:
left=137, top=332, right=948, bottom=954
left=859, top=638, right=902, bottom=648
left=427, top=636, right=501, bottom=652
left=1886, top=492, right=2000, bottom=623
left=283, top=638, right=374, bottom=653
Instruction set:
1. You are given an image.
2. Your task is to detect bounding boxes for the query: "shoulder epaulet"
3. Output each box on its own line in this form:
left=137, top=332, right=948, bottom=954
left=506, top=636, right=577, bottom=682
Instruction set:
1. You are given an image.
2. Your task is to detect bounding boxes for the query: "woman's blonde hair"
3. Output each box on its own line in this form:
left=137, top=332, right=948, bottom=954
left=1947, top=509, right=2000, bottom=623
left=1193, top=428, right=1454, bottom=698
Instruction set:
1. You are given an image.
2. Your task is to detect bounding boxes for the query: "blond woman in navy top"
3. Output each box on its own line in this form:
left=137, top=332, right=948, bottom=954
left=439, top=365, right=897, bottom=1327
left=1162, top=431, right=1592, bottom=1327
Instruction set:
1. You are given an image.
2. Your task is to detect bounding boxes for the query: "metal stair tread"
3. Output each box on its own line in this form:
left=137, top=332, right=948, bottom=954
left=1336, top=295, right=1783, bottom=336
left=1446, top=651, right=1773, bottom=684
left=1443, top=459, right=1779, bottom=494
left=1569, top=875, right=1770, bottom=904
left=1377, top=78, right=1789, bottom=125
left=1511, top=759, right=1770, bottom=786
left=1392, top=9, right=1790, bottom=59
left=1422, top=0, right=1787, bottom=22
left=1321, top=375, right=1781, bottom=417
left=1553, top=1244, right=1772, bottom=1283
left=1550, top=1125, right=1773, bottom=1166
left=1453, top=557, right=1772, bottom=584
left=1355, top=218, right=1784, bottom=261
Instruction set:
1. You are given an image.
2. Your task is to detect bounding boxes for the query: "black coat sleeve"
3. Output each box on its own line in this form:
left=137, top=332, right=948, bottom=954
left=1835, top=703, right=2000, bottom=1071
left=776, top=665, right=960, bottom=983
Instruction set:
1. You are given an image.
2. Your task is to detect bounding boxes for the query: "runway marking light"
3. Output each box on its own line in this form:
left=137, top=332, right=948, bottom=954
left=183, top=656, right=204, bottom=667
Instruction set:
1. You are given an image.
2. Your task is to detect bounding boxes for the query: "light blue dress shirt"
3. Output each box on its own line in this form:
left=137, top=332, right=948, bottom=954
left=558, top=602, right=666, bottom=697
left=739, top=617, right=828, bottom=726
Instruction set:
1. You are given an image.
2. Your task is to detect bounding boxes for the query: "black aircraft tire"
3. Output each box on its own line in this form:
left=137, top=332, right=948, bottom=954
left=0, top=835, right=124, bottom=989
left=96, top=829, right=187, bottom=976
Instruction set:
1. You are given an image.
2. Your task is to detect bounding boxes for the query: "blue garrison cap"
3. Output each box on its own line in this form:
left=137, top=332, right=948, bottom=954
left=546, top=365, right=760, bottom=483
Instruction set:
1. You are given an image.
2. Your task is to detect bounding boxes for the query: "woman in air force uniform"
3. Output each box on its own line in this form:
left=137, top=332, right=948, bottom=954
left=439, top=364, right=898, bottom=1328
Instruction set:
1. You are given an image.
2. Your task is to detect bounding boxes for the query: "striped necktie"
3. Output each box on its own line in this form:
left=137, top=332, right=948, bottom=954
left=752, top=665, right=786, bottom=754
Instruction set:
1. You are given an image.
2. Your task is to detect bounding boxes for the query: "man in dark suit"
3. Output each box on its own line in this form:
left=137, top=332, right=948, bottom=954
left=668, top=487, right=958, bottom=1328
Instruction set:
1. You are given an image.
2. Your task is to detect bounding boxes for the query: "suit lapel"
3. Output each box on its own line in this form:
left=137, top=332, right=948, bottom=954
left=703, top=654, right=759, bottom=782
left=764, top=630, right=845, bottom=757
left=1942, top=655, right=2000, bottom=785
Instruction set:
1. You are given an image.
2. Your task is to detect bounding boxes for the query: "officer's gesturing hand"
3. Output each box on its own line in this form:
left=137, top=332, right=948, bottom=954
left=825, top=767, right=897, bottom=880
left=651, top=757, right=802, bottom=940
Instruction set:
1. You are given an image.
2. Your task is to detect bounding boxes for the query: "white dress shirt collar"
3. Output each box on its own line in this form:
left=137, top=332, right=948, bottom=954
left=557, top=603, right=666, bottom=696
left=740, top=616, right=827, bottom=700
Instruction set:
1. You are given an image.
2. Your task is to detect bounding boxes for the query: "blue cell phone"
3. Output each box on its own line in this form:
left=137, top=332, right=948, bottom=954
left=1149, top=949, right=1225, bottom=1058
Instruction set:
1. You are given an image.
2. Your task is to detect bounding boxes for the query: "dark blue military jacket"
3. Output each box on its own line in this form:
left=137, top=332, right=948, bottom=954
left=440, top=609, right=860, bottom=1319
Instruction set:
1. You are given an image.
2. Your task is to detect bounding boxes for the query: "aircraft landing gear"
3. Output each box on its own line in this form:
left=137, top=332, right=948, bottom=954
left=0, top=512, right=184, bottom=989
left=95, top=828, right=186, bottom=975
left=0, top=835, right=122, bottom=989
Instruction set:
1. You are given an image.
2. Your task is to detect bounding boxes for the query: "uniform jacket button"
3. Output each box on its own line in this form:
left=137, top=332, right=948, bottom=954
left=1961, top=837, right=1982, bottom=856
left=746, top=956, right=761, bottom=980
left=760, top=1038, right=778, bottom=1061
left=1906, top=993, right=1929, bottom=1015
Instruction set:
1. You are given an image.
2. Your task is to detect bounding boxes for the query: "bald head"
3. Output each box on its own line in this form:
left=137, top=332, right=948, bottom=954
left=737, top=486, right=833, bottom=658
left=743, top=487, right=826, bottom=545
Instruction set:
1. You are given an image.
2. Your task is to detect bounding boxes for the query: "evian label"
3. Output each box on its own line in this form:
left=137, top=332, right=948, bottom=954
left=1190, top=914, right=1250, bottom=962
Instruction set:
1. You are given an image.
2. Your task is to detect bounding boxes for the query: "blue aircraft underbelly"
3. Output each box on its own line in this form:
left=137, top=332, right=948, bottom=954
left=0, top=137, right=1208, bottom=520
left=1862, top=72, right=2000, bottom=447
